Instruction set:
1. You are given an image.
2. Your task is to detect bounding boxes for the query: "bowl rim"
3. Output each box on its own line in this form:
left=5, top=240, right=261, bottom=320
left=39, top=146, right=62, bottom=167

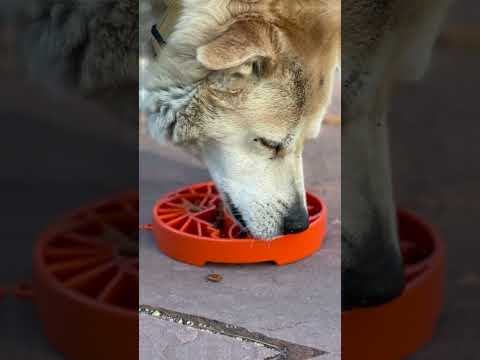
left=342, top=209, right=445, bottom=315
left=152, top=181, right=327, bottom=243
left=33, top=192, right=138, bottom=319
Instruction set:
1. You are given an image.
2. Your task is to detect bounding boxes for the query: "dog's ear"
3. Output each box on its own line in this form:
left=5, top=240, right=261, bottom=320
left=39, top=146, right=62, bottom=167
left=197, top=22, right=276, bottom=71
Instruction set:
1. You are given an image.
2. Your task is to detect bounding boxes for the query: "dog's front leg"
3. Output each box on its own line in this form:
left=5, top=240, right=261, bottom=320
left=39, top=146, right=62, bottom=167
left=342, top=85, right=405, bottom=309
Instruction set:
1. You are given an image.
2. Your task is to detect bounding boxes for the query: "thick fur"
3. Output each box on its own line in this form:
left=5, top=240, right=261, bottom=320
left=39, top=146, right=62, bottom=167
left=140, top=84, right=199, bottom=142
left=18, top=0, right=138, bottom=93
left=342, top=0, right=452, bottom=308
left=141, top=0, right=340, bottom=238
left=12, top=0, right=139, bottom=129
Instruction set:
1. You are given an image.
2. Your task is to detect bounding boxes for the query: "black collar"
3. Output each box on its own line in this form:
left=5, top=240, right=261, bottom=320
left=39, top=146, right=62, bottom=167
left=151, top=24, right=166, bottom=46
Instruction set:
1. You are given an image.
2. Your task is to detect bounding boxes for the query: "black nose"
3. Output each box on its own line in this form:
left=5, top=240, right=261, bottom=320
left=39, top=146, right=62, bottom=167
left=283, top=203, right=309, bottom=234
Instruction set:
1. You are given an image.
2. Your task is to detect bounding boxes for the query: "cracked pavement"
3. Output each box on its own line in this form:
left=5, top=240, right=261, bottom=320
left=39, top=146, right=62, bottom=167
left=140, top=120, right=341, bottom=359
left=140, top=313, right=278, bottom=360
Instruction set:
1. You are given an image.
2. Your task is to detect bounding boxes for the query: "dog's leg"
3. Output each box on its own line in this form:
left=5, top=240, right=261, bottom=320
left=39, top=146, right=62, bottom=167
left=342, top=0, right=452, bottom=309
left=342, top=80, right=405, bottom=309
left=394, top=0, right=453, bottom=82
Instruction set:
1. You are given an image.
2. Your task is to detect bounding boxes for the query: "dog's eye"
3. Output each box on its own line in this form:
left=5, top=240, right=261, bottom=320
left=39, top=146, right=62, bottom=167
left=254, top=138, right=282, bottom=154
left=251, top=60, right=263, bottom=77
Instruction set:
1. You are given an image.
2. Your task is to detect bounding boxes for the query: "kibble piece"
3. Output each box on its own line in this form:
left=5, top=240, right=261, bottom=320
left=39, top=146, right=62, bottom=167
left=207, top=273, right=223, bottom=282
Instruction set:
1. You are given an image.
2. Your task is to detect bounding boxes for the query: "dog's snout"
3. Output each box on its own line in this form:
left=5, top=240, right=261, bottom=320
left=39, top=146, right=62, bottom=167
left=283, top=203, right=309, bottom=234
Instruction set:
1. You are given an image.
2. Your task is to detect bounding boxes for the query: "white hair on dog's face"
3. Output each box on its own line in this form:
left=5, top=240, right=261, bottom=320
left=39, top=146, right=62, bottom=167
left=202, top=137, right=307, bottom=239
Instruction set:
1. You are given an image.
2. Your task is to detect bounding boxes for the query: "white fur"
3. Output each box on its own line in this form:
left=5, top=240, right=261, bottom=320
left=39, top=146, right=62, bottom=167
left=141, top=84, right=199, bottom=142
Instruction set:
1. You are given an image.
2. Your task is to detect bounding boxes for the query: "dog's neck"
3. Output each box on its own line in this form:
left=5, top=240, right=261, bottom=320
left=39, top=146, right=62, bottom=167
left=141, top=83, right=199, bottom=142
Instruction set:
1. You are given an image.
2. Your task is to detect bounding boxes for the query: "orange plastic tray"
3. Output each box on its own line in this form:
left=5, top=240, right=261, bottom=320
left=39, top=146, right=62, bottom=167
left=31, top=193, right=138, bottom=360
left=342, top=210, right=445, bottom=360
left=151, top=181, right=327, bottom=266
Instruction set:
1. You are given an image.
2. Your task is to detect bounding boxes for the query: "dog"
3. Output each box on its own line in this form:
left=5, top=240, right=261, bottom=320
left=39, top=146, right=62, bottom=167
left=13, top=0, right=450, bottom=308
left=14, top=0, right=340, bottom=239
left=12, top=0, right=340, bottom=238
left=140, top=0, right=340, bottom=239
left=342, top=0, right=452, bottom=308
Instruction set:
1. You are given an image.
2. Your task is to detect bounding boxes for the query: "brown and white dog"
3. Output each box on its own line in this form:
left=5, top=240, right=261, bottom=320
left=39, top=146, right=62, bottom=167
left=140, top=0, right=340, bottom=239
left=12, top=0, right=339, bottom=243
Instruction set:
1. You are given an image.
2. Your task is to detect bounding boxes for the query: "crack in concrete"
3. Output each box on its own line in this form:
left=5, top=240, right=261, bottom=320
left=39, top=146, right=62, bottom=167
left=139, top=304, right=326, bottom=360
left=260, top=321, right=306, bottom=332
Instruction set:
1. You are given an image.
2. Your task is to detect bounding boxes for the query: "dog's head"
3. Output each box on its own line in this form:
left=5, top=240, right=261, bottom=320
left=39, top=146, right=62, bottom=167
left=141, top=2, right=339, bottom=239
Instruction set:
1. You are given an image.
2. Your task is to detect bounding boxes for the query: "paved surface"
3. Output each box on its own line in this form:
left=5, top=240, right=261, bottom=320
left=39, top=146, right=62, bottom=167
left=139, top=123, right=341, bottom=360
left=140, top=313, right=278, bottom=360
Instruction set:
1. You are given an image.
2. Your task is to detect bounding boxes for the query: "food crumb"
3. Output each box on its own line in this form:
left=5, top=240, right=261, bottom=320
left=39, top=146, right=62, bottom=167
left=207, top=273, right=223, bottom=283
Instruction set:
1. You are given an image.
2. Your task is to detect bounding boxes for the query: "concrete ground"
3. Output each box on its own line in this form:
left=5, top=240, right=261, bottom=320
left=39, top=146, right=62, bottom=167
left=139, top=122, right=341, bottom=360
left=140, top=312, right=277, bottom=359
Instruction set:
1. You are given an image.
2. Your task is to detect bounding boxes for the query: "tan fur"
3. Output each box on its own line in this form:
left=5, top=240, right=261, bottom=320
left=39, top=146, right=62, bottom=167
left=140, top=0, right=340, bottom=238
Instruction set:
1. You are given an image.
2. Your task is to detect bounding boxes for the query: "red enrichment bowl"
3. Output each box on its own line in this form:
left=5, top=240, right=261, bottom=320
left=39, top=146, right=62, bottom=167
left=30, top=193, right=138, bottom=360
left=151, top=181, right=328, bottom=266
left=342, top=210, right=445, bottom=360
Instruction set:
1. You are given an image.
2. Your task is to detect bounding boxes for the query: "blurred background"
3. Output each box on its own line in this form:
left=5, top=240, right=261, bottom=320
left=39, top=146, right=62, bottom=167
left=1, top=1, right=138, bottom=358
left=390, top=0, right=480, bottom=358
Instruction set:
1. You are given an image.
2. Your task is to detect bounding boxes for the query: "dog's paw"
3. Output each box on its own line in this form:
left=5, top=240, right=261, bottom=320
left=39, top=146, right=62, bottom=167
left=341, top=226, right=405, bottom=310
left=19, top=0, right=138, bottom=93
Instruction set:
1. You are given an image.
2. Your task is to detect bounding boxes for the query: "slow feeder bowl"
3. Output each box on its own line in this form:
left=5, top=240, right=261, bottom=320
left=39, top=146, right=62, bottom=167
left=342, top=210, right=445, bottom=360
left=32, top=193, right=138, bottom=360
left=151, top=181, right=327, bottom=266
